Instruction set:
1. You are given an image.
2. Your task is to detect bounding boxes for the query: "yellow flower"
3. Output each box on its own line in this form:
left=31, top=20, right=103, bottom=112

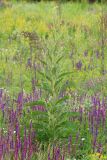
left=16, top=17, right=26, bottom=31
left=88, top=153, right=107, bottom=160
left=37, top=21, right=48, bottom=34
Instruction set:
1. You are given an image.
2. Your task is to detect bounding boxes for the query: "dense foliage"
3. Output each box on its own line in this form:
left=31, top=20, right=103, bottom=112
left=6, top=0, right=103, bottom=3
left=0, top=1, right=107, bottom=160
left=12, top=0, right=102, bottom=2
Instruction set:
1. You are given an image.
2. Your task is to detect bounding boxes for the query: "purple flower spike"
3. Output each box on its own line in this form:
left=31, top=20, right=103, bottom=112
left=96, top=50, right=100, bottom=58
left=76, top=60, right=82, bottom=70
left=26, top=58, right=32, bottom=68
left=68, top=135, right=72, bottom=155
left=48, top=152, right=51, bottom=160
left=55, top=147, right=60, bottom=160
left=84, top=50, right=88, bottom=57
left=16, top=123, right=20, bottom=136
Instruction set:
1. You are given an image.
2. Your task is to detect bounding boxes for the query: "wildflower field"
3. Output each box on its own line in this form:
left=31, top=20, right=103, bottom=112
left=0, top=1, right=107, bottom=160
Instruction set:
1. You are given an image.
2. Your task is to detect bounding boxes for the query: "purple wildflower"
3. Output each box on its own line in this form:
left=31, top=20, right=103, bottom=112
left=84, top=50, right=88, bottom=57
left=76, top=60, right=82, bottom=70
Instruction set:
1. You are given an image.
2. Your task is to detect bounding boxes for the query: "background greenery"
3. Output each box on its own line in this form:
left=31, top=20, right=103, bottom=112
left=0, top=1, right=107, bottom=159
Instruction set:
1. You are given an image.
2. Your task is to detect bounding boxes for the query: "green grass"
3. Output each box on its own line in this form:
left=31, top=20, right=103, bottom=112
left=0, top=2, right=107, bottom=95
left=1, top=1, right=107, bottom=159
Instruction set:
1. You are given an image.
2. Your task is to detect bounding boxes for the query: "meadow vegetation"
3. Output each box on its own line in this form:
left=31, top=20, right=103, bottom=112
left=0, top=1, right=107, bottom=159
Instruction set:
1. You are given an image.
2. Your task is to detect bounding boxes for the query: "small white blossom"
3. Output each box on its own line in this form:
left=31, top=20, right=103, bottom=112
left=81, top=138, right=85, bottom=141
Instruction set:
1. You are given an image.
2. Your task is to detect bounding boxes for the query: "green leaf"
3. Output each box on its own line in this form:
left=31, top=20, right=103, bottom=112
left=60, top=81, right=74, bottom=91
left=31, top=110, right=48, bottom=116
left=26, top=100, right=46, bottom=107
left=38, top=59, right=47, bottom=65
left=55, top=120, right=68, bottom=129
left=35, top=122, right=48, bottom=130
left=41, top=82, right=53, bottom=94
left=56, top=55, right=64, bottom=64
left=58, top=72, right=72, bottom=79
left=54, top=78, right=63, bottom=88
left=56, top=96, right=69, bottom=105
left=47, top=52, right=52, bottom=62
left=68, top=112, right=80, bottom=117
left=57, top=111, right=80, bottom=122
left=38, top=71, right=52, bottom=82
left=52, top=67, right=57, bottom=75
left=57, top=122, right=79, bottom=135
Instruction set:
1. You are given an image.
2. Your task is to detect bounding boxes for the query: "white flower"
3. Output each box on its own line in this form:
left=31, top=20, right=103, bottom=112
left=81, top=138, right=85, bottom=141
